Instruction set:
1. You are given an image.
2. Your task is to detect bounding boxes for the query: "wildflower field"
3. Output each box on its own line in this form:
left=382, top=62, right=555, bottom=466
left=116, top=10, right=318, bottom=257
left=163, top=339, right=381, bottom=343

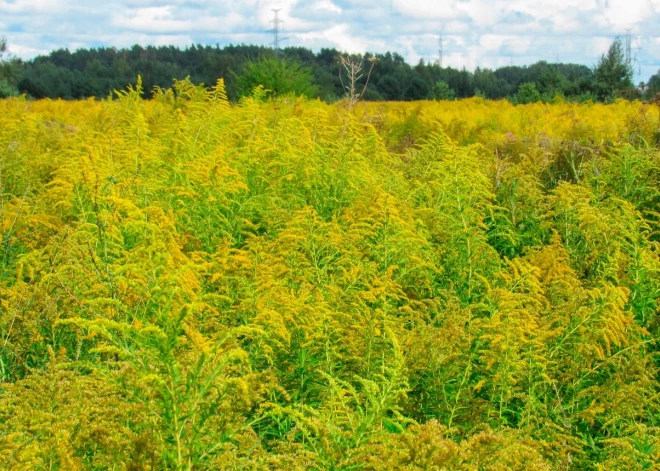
left=2, top=79, right=660, bottom=470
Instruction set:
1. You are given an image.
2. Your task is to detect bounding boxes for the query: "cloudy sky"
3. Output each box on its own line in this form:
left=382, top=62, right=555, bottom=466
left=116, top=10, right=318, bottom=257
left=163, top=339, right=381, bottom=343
left=1, top=0, right=659, bottom=81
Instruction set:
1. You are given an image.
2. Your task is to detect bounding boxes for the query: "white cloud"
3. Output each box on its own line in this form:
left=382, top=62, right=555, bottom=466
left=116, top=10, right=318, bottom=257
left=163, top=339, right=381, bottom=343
left=392, top=0, right=461, bottom=19
left=6, top=43, right=50, bottom=58
left=0, top=0, right=64, bottom=13
left=112, top=6, right=192, bottom=33
left=457, top=0, right=503, bottom=26
left=596, top=0, right=655, bottom=28
left=317, top=0, right=341, bottom=14
left=296, top=23, right=373, bottom=53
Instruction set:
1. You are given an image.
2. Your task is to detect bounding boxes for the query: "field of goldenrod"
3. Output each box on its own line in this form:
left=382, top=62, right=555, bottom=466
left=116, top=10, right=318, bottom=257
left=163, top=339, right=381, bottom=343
left=1, top=79, right=660, bottom=470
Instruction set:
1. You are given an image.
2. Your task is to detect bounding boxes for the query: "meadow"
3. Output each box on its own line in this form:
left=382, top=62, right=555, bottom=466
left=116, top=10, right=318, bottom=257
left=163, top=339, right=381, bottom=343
left=1, top=79, right=660, bottom=470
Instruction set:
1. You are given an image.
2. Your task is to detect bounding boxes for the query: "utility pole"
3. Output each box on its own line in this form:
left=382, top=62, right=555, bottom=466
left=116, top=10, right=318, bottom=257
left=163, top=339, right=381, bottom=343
left=269, top=9, right=287, bottom=55
left=625, top=29, right=632, bottom=65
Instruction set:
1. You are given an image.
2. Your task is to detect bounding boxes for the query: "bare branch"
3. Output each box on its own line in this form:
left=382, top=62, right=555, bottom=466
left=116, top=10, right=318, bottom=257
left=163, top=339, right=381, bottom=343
left=338, top=53, right=378, bottom=112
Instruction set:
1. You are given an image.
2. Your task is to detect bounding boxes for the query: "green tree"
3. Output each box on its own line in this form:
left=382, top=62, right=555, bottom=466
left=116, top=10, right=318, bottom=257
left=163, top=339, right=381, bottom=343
left=406, top=76, right=431, bottom=100
left=235, top=56, right=318, bottom=99
left=432, top=80, right=455, bottom=100
left=538, top=66, right=568, bottom=98
left=646, top=70, right=660, bottom=100
left=593, top=37, right=634, bottom=102
left=0, top=36, right=20, bottom=98
left=515, top=82, right=541, bottom=104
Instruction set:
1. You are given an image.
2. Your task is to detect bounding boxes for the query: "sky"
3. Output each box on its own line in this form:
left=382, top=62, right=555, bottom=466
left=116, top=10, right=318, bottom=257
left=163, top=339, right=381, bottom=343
left=1, top=0, right=659, bottom=82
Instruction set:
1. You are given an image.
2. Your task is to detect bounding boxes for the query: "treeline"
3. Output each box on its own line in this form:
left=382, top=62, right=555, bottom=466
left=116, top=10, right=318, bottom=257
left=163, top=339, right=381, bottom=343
left=2, top=39, right=660, bottom=102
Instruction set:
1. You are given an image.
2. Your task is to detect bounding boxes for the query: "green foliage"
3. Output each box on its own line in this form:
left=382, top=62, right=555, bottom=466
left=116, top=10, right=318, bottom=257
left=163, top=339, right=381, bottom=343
left=515, top=82, right=541, bottom=104
left=6, top=43, right=637, bottom=103
left=0, top=38, right=20, bottom=98
left=432, top=80, right=455, bottom=100
left=1, top=85, right=660, bottom=469
left=0, top=352, right=151, bottom=470
left=646, top=70, right=660, bottom=100
left=0, top=78, right=18, bottom=99
left=235, top=57, right=318, bottom=99
left=593, top=37, right=634, bottom=102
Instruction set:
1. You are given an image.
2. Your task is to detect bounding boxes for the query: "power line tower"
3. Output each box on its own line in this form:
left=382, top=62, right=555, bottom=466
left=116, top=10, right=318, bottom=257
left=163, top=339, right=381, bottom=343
left=438, top=33, right=443, bottom=68
left=625, top=29, right=632, bottom=65
left=269, top=9, right=287, bottom=55
left=633, top=40, right=642, bottom=82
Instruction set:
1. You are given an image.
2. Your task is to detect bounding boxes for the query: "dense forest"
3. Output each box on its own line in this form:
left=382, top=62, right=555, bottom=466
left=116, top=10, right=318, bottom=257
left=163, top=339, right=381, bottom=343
left=1, top=37, right=659, bottom=103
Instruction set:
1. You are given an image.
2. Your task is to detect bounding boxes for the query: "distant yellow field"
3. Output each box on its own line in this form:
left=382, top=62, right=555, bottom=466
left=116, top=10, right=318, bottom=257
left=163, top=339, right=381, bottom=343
left=1, top=80, right=660, bottom=469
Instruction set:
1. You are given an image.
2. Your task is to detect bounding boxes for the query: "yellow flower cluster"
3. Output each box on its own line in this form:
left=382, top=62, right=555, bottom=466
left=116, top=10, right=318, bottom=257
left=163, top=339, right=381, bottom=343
left=1, top=79, right=659, bottom=469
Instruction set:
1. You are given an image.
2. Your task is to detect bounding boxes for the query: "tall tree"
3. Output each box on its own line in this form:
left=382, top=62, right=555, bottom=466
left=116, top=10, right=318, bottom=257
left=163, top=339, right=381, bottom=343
left=0, top=37, right=20, bottom=98
left=593, top=37, right=634, bottom=102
